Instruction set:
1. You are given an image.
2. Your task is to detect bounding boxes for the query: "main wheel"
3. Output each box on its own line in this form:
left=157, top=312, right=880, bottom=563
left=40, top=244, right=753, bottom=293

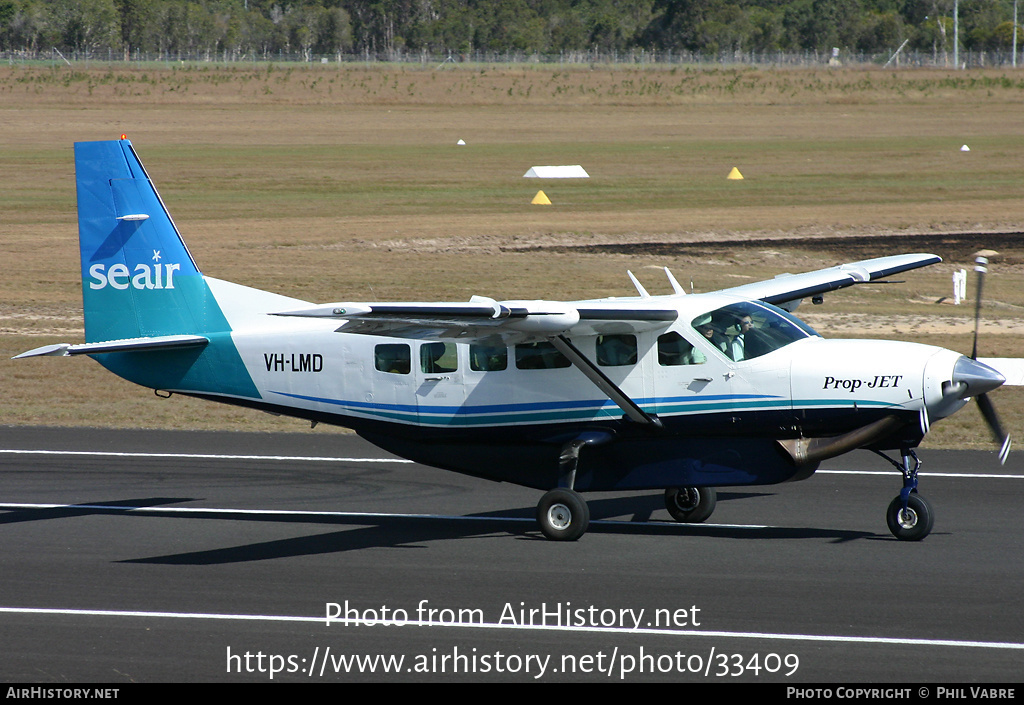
left=665, top=486, right=717, bottom=523
left=536, top=488, right=590, bottom=541
left=886, top=493, right=934, bottom=541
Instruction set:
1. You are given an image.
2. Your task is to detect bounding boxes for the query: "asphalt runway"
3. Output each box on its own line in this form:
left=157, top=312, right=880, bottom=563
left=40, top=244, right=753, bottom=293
left=0, top=425, right=1021, bottom=683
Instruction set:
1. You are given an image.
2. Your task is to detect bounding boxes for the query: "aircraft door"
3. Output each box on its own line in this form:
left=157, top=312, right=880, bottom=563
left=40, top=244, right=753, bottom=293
left=369, top=341, right=419, bottom=424
left=414, top=341, right=466, bottom=426
left=653, top=329, right=735, bottom=432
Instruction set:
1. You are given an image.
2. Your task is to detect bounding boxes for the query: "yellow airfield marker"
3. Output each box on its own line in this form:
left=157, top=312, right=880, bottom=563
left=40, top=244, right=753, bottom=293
left=532, top=190, right=552, bottom=205
left=727, top=167, right=744, bottom=180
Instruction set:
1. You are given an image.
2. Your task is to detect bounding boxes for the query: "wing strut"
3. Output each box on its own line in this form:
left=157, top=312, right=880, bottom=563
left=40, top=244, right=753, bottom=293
left=549, top=335, right=662, bottom=428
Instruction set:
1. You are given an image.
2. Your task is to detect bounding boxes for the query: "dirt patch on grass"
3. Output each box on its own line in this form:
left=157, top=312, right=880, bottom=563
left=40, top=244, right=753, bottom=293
left=514, top=230, right=1024, bottom=263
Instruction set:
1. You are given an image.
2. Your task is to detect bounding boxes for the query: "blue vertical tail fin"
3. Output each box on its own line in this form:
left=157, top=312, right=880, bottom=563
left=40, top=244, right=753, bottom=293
left=76, top=139, right=206, bottom=343
left=72, top=139, right=261, bottom=398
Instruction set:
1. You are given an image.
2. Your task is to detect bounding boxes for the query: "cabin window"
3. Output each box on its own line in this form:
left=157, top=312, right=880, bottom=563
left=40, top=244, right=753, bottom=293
left=470, top=343, right=508, bottom=371
left=596, top=334, right=637, bottom=366
left=515, top=341, right=571, bottom=370
left=375, top=343, right=410, bottom=374
left=658, top=331, right=705, bottom=366
left=691, top=301, right=819, bottom=362
left=420, top=342, right=458, bottom=373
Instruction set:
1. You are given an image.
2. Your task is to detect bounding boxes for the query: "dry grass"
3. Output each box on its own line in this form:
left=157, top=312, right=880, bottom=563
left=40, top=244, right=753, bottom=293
left=3, top=63, right=1024, bottom=450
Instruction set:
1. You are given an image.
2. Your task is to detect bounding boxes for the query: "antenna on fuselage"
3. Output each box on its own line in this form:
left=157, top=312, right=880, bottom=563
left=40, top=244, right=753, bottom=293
left=664, top=267, right=685, bottom=295
left=627, top=270, right=650, bottom=298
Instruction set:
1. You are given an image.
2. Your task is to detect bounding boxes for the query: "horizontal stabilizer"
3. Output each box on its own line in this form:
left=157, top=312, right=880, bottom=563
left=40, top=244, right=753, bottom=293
left=14, top=334, right=209, bottom=359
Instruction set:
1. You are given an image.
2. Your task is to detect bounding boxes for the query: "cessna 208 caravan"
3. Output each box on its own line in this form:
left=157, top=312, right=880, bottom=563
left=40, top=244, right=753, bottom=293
left=16, top=138, right=1015, bottom=542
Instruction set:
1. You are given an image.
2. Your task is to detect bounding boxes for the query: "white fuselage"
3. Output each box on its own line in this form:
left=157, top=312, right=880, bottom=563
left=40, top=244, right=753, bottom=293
left=206, top=279, right=963, bottom=436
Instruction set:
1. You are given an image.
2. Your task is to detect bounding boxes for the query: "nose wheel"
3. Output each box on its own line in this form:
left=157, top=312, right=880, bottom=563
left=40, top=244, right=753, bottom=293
left=886, top=493, right=934, bottom=541
left=873, top=447, right=934, bottom=541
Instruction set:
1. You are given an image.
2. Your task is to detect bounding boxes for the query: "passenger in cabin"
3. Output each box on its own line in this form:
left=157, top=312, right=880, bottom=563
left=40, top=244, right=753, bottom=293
left=421, top=342, right=456, bottom=374
left=596, top=334, right=638, bottom=367
left=375, top=343, right=411, bottom=374
left=470, top=343, right=507, bottom=372
left=693, top=315, right=728, bottom=356
left=658, top=331, right=705, bottom=365
left=515, top=342, right=570, bottom=369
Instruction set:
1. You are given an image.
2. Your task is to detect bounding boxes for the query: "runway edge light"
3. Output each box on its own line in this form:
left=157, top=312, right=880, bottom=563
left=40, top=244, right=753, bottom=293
left=727, top=167, right=744, bottom=180
left=532, top=190, right=552, bottom=205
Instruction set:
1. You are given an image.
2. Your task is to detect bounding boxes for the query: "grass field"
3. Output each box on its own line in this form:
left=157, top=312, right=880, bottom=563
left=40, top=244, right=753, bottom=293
left=3, top=63, right=1024, bottom=452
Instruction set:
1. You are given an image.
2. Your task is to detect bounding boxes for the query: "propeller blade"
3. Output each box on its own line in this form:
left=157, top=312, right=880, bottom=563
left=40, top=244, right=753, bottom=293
left=977, top=392, right=1011, bottom=464
left=971, top=256, right=988, bottom=360
left=967, top=256, right=1010, bottom=463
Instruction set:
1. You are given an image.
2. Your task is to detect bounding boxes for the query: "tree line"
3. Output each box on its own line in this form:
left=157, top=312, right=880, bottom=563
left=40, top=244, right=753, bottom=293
left=1, top=0, right=1020, bottom=61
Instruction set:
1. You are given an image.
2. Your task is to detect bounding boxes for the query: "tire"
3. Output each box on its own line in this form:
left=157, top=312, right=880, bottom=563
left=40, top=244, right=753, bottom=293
left=665, top=486, right=717, bottom=523
left=536, top=488, right=590, bottom=541
left=886, top=493, right=934, bottom=541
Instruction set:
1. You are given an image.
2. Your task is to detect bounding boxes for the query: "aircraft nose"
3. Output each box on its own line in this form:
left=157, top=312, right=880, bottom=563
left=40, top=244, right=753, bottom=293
left=945, top=356, right=1005, bottom=399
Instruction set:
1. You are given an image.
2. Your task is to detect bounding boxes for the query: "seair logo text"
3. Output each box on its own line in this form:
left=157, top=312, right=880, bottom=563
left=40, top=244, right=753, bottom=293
left=89, top=250, right=181, bottom=291
left=89, top=262, right=181, bottom=291
left=89, top=261, right=180, bottom=288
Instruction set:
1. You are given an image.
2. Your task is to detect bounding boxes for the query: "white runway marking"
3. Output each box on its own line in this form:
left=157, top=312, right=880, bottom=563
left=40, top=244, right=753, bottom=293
left=0, top=606, right=1021, bottom=651
left=817, top=469, right=1024, bottom=479
left=0, top=501, right=765, bottom=529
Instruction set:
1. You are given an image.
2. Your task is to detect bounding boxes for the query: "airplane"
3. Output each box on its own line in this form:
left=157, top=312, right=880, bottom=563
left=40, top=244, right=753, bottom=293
left=14, top=138, right=1017, bottom=542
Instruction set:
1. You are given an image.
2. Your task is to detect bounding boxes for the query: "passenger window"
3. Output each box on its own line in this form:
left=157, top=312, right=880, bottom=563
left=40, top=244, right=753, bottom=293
left=375, top=343, right=410, bottom=374
left=420, top=342, right=458, bottom=373
left=470, top=343, right=508, bottom=371
left=596, top=334, right=637, bottom=367
left=515, top=341, right=571, bottom=370
left=658, top=332, right=705, bottom=366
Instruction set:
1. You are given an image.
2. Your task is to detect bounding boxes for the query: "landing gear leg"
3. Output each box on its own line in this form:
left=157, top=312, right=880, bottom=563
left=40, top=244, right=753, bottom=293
left=534, top=432, right=609, bottom=541
left=873, top=447, right=934, bottom=541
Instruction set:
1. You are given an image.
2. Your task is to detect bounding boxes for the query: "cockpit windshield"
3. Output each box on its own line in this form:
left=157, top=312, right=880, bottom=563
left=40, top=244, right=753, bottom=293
left=691, top=301, right=819, bottom=362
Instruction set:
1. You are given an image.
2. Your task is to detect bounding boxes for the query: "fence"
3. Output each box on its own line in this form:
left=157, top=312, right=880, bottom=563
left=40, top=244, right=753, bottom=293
left=5, top=47, right=1024, bottom=69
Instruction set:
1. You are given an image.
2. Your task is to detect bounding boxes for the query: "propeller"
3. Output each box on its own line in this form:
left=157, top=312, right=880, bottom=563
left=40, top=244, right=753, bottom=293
left=970, top=255, right=1011, bottom=464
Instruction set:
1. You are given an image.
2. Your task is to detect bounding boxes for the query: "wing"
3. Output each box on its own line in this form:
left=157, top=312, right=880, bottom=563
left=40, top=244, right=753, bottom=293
left=271, top=254, right=940, bottom=343
left=718, top=253, right=941, bottom=310
left=272, top=297, right=677, bottom=344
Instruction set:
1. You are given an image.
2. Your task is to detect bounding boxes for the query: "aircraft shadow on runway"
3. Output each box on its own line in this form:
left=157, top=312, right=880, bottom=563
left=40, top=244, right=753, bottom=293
left=0, top=492, right=878, bottom=564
